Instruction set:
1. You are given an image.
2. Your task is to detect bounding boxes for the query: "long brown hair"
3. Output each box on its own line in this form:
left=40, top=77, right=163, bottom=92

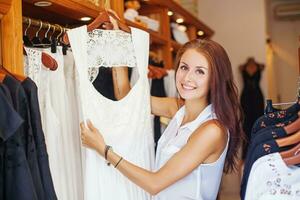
left=174, top=39, right=244, bottom=173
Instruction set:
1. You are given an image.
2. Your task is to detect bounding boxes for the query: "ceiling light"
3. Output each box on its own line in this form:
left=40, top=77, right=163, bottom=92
left=80, top=17, right=92, bottom=21
left=168, top=11, right=174, bottom=16
left=197, top=30, right=204, bottom=36
left=176, top=18, right=184, bottom=23
left=34, top=1, right=52, bottom=7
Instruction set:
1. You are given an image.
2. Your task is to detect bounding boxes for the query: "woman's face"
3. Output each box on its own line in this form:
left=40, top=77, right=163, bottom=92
left=176, top=49, right=211, bottom=101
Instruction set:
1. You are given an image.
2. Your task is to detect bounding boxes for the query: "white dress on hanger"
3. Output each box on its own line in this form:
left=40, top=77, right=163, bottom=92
left=24, top=47, right=68, bottom=200
left=68, top=26, right=155, bottom=200
left=43, top=47, right=83, bottom=200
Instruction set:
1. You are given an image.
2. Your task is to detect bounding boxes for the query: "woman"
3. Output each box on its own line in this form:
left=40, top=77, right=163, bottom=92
left=80, top=39, right=243, bottom=200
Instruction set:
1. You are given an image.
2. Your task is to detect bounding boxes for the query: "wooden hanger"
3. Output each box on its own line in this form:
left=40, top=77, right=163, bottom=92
left=0, top=72, right=6, bottom=83
left=276, top=130, right=300, bottom=148
left=281, top=142, right=300, bottom=158
left=284, top=116, right=300, bottom=135
left=0, top=65, right=27, bottom=82
left=63, top=9, right=131, bottom=45
left=283, top=152, right=300, bottom=166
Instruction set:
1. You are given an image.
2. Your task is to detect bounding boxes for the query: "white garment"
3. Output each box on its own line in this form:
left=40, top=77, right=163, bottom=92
left=68, top=26, right=155, bottom=200
left=163, top=69, right=177, bottom=98
left=24, top=47, right=68, bottom=200
left=63, top=49, right=84, bottom=200
left=44, top=47, right=83, bottom=200
left=245, top=153, right=300, bottom=200
left=154, top=104, right=229, bottom=200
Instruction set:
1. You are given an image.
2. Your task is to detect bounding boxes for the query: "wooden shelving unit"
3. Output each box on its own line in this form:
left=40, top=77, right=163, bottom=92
left=0, top=0, right=214, bottom=74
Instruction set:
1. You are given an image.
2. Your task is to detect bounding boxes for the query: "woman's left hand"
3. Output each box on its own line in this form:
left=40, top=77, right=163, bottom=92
left=80, top=120, right=106, bottom=156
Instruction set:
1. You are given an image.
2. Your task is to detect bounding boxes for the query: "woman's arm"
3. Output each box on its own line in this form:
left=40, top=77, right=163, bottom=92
left=81, top=119, right=227, bottom=195
left=112, top=66, right=179, bottom=118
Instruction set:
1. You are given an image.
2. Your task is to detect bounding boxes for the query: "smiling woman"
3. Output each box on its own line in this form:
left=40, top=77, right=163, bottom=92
left=80, top=38, right=244, bottom=200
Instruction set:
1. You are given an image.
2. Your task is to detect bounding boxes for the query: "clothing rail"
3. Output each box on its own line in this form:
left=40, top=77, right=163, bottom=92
left=22, top=16, right=69, bottom=32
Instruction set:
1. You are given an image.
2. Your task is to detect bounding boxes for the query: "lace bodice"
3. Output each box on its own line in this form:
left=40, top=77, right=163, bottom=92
left=87, top=29, right=137, bottom=69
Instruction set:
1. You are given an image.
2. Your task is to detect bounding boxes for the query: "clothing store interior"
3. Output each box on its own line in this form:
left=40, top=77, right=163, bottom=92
left=0, top=0, right=299, bottom=200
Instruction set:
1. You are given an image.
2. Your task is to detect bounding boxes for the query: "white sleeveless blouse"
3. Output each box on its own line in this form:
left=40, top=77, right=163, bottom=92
left=154, top=104, right=229, bottom=200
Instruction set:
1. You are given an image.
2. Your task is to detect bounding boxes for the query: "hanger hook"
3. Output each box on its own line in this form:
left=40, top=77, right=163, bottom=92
left=35, top=20, right=43, bottom=37
left=56, top=25, right=63, bottom=40
left=45, top=23, right=51, bottom=38
left=50, top=25, right=56, bottom=39
left=24, top=18, right=31, bottom=36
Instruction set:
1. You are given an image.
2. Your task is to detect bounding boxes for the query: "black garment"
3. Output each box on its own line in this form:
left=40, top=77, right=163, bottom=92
left=240, top=137, right=280, bottom=200
left=0, top=85, right=25, bottom=200
left=0, top=84, right=23, bottom=141
left=2, top=75, right=40, bottom=200
left=240, top=70, right=264, bottom=158
left=149, top=61, right=166, bottom=149
left=92, top=67, right=116, bottom=101
left=22, top=78, right=57, bottom=200
left=251, top=101, right=300, bottom=136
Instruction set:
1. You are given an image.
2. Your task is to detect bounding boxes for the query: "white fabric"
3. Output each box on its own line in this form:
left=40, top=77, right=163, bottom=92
left=24, top=47, right=69, bottom=200
left=68, top=26, right=155, bottom=200
left=44, top=47, right=83, bottom=200
left=245, top=153, right=300, bottom=200
left=87, top=29, right=136, bottom=68
left=171, top=23, right=189, bottom=44
left=63, top=49, right=84, bottom=200
left=154, top=104, right=229, bottom=200
left=163, top=69, right=177, bottom=98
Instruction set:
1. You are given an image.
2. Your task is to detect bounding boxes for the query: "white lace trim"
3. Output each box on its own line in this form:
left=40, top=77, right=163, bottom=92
left=24, top=47, right=42, bottom=85
left=88, top=67, right=99, bottom=83
left=87, top=29, right=137, bottom=69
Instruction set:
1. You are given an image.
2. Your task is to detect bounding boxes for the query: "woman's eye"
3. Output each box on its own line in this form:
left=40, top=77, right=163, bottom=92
left=180, top=65, right=188, bottom=70
left=196, top=69, right=205, bottom=75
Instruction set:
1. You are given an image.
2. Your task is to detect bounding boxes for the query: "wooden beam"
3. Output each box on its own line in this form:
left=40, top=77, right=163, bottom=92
left=0, top=0, right=12, bottom=15
left=1, top=0, right=23, bottom=74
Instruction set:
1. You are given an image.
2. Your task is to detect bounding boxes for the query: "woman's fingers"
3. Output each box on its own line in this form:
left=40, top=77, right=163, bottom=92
left=87, top=119, right=97, bottom=132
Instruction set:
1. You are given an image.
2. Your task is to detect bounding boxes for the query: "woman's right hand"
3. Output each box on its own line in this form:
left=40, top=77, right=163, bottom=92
left=80, top=120, right=106, bottom=156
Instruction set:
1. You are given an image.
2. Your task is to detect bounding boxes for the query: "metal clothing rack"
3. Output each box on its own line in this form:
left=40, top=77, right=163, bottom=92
left=22, top=16, right=70, bottom=32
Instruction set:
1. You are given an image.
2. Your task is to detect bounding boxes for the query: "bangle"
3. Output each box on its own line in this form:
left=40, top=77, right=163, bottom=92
left=104, top=145, right=112, bottom=166
left=114, top=157, right=123, bottom=168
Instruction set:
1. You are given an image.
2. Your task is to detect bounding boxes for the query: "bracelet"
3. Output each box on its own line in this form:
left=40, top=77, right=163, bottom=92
left=104, top=145, right=112, bottom=166
left=114, top=157, right=123, bottom=168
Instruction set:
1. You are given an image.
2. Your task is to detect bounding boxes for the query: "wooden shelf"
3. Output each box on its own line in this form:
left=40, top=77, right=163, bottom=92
left=140, top=0, right=214, bottom=38
left=126, top=20, right=168, bottom=45
left=171, top=40, right=183, bottom=52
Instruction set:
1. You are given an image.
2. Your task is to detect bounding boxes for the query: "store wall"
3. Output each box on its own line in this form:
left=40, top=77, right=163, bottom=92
left=197, top=0, right=267, bottom=98
left=266, top=0, right=300, bottom=103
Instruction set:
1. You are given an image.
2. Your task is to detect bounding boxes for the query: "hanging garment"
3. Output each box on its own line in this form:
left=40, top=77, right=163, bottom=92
left=68, top=26, right=154, bottom=200
left=251, top=102, right=300, bottom=136
left=154, top=104, right=229, bottom=200
left=0, top=85, right=25, bottom=199
left=240, top=69, right=264, bottom=158
left=163, top=69, right=177, bottom=98
left=63, top=49, right=84, bottom=200
left=240, top=137, right=280, bottom=200
left=42, top=47, right=83, bottom=200
left=24, top=47, right=70, bottom=200
left=22, top=78, right=57, bottom=200
left=245, top=153, right=300, bottom=200
left=2, top=75, right=39, bottom=200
